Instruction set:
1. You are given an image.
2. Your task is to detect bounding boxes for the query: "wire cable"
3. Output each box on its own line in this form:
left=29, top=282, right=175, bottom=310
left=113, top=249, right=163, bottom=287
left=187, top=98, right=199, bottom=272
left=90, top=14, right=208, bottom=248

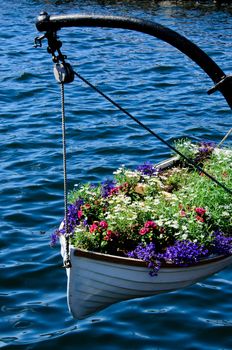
left=74, top=70, right=232, bottom=196
left=60, top=82, right=72, bottom=268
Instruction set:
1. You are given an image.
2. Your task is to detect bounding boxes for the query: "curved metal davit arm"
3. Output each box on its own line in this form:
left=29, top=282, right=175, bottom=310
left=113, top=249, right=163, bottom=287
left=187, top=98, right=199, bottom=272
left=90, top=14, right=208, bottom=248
left=36, top=12, right=232, bottom=109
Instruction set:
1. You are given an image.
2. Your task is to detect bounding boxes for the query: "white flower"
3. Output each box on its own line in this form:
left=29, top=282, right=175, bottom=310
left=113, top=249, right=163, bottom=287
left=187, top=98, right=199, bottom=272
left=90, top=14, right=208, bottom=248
left=222, top=211, right=230, bottom=217
left=170, top=221, right=179, bottom=229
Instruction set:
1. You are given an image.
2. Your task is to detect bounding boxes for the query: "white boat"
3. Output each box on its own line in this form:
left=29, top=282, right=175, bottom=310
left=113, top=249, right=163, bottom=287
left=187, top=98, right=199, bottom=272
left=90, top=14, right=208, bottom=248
left=59, top=155, right=232, bottom=319
left=60, top=235, right=232, bottom=319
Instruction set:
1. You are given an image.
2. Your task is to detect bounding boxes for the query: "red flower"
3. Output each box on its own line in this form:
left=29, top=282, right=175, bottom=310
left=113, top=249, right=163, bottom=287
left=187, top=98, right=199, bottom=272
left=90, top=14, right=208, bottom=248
left=85, top=203, right=91, bottom=209
left=105, top=230, right=111, bottom=240
left=122, top=182, right=129, bottom=189
left=195, top=207, right=206, bottom=216
left=196, top=215, right=204, bottom=223
left=104, top=230, right=114, bottom=241
left=110, top=187, right=120, bottom=195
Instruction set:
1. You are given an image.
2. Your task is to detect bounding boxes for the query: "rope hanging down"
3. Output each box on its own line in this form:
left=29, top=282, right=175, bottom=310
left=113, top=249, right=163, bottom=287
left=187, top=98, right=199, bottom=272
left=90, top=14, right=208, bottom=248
left=60, top=82, right=72, bottom=268
left=73, top=69, right=232, bottom=196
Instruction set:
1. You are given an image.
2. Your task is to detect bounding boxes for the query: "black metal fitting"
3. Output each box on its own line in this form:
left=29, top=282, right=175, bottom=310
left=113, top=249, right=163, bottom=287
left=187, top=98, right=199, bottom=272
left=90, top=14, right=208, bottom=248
left=54, top=62, right=74, bottom=84
left=34, top=34, right=46, bottom=48
left=35, top=12, right=232, bottom=109
left=36, top=11, right=50, bottom=30
left=62, top=259, right=72, bottom=269
left=35, top=12, right=64, bottom=62
left=35, top=12, right=75, bottom=81
left=45, top=31, right=64, bottom=62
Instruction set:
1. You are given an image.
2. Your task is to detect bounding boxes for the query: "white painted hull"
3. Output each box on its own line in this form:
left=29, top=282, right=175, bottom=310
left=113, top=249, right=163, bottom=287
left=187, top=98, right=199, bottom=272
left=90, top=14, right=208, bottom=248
left=60, top=236, right=232, bottom=319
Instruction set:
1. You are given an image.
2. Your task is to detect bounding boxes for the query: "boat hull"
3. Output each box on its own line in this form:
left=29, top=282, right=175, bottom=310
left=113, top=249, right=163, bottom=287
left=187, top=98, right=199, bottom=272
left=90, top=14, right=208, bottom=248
left=60, top=237, right=232, bottom=319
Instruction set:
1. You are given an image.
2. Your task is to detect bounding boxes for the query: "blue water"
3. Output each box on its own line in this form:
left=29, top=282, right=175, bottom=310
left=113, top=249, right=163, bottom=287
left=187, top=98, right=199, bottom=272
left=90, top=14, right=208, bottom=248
left=1, top=0, right=232, bottom=349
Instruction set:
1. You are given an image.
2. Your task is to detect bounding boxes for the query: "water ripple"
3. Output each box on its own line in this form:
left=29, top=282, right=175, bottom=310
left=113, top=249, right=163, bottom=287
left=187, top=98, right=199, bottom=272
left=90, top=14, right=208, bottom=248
left=1, top=1, right=232, bottom=349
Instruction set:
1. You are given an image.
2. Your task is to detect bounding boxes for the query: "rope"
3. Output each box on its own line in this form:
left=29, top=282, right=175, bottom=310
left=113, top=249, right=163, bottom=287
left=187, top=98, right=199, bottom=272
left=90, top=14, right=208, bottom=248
left=60, top=82, right=72, bottom=268
left=217, top=127, right=232, bottom=148
left=73, top=70, right=232, bottom=196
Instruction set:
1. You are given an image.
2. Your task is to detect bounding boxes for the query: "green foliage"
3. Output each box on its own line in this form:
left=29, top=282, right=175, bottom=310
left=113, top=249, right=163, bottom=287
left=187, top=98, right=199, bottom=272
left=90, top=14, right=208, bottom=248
left=63, top=140, right=232, bottom=256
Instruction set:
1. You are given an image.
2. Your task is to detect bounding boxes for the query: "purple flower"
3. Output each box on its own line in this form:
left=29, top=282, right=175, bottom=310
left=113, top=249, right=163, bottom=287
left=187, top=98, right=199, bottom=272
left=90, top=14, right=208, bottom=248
left=101, top=180, right=116, bottom=198
left=212, top=230, right=232, bottom=255
left=50, top=198, right=84, bottom=246
left=160, top=240, right=208, bottom=266
left=127, top=242, right=161, bottom=276
left=194, top=141, right=215, bottom=163
left=198, top=141, right=215, bottom=152
left=136, top=162, right=159, bottom=176
left=65, top=199, right=84, bottom=233
left=50, top=231, right=59, bottom=247
left=83, top=218, right=88, bottom=226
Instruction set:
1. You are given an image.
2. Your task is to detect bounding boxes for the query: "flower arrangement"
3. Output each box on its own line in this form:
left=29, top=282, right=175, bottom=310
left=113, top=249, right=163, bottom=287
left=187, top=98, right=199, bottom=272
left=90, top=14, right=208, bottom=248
left=52, top=139, right=232, bottom=276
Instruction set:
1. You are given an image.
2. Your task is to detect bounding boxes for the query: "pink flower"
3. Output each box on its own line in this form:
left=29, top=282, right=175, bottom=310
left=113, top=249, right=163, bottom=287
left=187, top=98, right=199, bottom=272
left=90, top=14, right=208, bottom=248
left=89, top=223, right=98, bottom=233
left=77, top=210, right=83, bottom=219
left=195, top=207, right=206, bottom=216
left=180, top=210, right=186, bottom=217
left=99, top=221, right=108, bottom=229
left=139, top=227, right=149, bottom=235
left=144, top=221, right=157, bottom=229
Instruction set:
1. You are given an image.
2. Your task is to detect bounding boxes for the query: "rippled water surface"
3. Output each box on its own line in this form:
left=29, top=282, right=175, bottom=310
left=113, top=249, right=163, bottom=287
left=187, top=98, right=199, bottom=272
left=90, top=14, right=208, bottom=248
left=1, top=1, right=232, bottom=349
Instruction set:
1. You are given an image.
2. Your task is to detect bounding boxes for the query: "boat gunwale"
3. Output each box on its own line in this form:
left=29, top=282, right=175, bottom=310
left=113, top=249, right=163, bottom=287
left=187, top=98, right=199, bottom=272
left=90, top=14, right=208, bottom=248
left=72, top=246, right=230, bottom=269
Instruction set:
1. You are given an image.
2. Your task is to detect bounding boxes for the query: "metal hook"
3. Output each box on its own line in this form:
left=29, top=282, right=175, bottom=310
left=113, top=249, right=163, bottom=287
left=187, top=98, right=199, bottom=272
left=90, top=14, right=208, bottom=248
left=34, top=34, right=46, bottom=48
